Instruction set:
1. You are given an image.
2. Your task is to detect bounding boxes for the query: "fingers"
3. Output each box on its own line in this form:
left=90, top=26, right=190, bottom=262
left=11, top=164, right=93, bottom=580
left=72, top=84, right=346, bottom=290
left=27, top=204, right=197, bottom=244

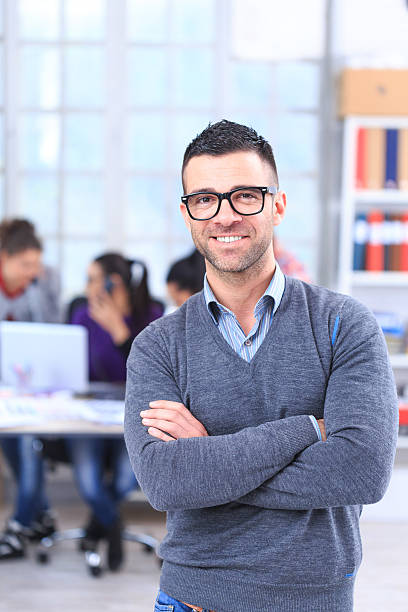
left=141, top=401, right=208, bottom=439
left=148, top=400, right=203, bottom=427
left=147, top=427, right=175, bottom=442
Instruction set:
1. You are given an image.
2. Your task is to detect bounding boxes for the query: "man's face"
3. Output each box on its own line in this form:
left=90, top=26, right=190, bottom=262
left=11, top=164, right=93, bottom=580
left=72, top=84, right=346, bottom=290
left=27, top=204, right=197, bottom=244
left=181, top=151, right=286, bottom=275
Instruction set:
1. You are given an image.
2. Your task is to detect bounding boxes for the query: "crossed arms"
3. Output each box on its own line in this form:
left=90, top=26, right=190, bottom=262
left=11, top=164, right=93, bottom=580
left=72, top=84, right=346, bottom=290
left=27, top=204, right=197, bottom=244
left=124, top=305, right=398, bottom=513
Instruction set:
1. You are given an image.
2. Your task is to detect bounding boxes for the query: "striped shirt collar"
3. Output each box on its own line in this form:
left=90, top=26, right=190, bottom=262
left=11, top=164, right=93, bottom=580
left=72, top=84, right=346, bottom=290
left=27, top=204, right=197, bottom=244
left=203, top=262, right=285, bottom=325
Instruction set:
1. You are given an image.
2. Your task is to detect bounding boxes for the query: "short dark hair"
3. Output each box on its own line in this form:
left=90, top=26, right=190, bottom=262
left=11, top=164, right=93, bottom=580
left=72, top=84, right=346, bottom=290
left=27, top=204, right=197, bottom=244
left=182, top=119, right=279, bottom=190
left=0, top=218, right=42, bottom=255
left=166, top=249, right=205, bottom=295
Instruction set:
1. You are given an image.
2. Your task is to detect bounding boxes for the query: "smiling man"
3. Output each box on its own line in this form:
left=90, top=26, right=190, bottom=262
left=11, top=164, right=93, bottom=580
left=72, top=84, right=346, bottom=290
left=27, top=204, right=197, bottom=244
left=124, top=120, right=398, bottom=612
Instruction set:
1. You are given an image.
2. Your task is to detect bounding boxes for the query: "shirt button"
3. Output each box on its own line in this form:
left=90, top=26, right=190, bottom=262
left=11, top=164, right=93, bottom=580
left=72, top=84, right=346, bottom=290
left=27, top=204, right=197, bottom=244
left=244, top=339, right=252, bottom=346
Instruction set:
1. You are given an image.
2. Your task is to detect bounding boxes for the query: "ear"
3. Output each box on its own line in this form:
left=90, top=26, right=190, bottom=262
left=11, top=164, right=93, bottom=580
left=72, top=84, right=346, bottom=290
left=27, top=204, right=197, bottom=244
left=180, top=202, right=192, bottom=231
left=272, top=191, right=286, bottom=227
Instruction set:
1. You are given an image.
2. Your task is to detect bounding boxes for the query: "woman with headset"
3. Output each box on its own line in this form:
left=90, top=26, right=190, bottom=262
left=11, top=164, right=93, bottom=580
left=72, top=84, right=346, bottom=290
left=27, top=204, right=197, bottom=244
left=0, top=219, right=60, bottom=560
left=66, top=252, right=163, bottom=571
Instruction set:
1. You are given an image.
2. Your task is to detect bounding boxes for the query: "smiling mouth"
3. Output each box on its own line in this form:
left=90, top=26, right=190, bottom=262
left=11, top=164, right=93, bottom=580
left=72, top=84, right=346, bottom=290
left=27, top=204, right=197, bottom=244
left=214, top=236, right=246, bottom=243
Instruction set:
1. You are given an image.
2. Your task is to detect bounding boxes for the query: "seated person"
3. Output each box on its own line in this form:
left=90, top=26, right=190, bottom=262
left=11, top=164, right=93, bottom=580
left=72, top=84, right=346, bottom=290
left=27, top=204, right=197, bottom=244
left=66, top=253, right=163, bottom=571
left=0, top=219, right=60, bottom=560
left=166, top=249, right=205, bottom=309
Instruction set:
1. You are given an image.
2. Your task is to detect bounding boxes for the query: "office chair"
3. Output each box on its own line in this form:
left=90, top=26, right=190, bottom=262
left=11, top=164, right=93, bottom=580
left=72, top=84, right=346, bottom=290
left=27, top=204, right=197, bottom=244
left=35, top=437, right=159, bottom=577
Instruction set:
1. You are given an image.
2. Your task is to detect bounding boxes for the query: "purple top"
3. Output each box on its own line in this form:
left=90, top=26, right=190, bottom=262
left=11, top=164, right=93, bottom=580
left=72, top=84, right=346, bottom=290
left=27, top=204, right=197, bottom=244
left=71, top=302, right=163, bottom=382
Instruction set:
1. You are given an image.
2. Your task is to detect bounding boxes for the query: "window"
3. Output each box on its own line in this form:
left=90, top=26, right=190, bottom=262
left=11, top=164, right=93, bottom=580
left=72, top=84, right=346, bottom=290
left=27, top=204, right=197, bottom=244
left=1, top=0, right=323, bottom=301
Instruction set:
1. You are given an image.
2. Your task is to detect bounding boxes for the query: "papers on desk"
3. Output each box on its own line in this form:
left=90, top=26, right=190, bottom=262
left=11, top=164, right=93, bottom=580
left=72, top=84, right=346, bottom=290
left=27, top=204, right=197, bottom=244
left=0, top=396, right=124, bottom=428
left=75, top=400, right=124, bottom=425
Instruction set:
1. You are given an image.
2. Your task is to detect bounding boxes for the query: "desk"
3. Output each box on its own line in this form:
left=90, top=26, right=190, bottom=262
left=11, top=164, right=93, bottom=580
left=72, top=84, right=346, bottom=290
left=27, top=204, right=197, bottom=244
left=0, top=392, right=158, bottom=574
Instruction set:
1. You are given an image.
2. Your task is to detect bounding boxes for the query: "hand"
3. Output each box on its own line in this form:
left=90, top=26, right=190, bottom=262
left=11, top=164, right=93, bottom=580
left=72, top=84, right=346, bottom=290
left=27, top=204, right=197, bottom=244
left=140, top=400, right=208, bottom=442
left=88, top=293, right=130, bottom=344
left=317, top=419, right=327, bottom=441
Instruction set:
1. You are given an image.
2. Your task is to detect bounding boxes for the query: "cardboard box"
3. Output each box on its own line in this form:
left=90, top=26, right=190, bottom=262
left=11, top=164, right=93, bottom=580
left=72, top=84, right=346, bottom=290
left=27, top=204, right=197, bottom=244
left=338, top=69, right=408, bottom=116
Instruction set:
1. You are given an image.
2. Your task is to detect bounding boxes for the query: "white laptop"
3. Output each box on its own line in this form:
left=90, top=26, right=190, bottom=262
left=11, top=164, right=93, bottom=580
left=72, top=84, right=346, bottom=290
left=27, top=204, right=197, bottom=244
left=0, top=321, right=89, bottom=392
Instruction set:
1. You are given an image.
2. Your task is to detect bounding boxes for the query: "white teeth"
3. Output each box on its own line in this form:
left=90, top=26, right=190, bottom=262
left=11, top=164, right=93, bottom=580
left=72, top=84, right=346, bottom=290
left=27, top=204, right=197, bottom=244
left=216, top=236, right=243, bottom=243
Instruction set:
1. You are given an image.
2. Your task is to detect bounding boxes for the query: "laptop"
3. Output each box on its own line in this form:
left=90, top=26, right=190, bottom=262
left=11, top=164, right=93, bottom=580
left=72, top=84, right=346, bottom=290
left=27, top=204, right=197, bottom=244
left=0, top=321, right=89, bottom=392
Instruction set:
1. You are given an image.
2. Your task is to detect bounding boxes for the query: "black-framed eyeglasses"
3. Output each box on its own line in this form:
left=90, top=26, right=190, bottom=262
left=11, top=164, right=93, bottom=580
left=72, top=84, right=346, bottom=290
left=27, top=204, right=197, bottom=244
left=181, top=186, right=277, bottom=221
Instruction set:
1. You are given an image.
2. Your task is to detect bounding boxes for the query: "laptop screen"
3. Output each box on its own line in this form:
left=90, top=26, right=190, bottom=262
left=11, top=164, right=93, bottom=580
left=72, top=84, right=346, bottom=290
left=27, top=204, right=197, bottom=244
left=0, top=321, right=89, bottom=392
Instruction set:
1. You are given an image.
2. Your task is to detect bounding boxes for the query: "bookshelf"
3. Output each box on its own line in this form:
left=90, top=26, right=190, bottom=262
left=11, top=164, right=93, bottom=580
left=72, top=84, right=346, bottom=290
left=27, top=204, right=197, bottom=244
left=338, top=115, right=408, bottom=399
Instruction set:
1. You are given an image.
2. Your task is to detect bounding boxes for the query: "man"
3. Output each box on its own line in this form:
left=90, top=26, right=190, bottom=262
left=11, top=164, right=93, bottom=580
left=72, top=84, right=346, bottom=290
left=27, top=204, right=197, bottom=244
left=125, top=120, right=397, bottom=612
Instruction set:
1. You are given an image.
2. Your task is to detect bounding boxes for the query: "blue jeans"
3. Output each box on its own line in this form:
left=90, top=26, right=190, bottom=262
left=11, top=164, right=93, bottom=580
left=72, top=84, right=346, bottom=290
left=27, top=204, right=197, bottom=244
left=154, top=591, right=214, bottom=612
left=0, top=436, right=49, bottom=527
left=66, top=437, right=138, bottom=528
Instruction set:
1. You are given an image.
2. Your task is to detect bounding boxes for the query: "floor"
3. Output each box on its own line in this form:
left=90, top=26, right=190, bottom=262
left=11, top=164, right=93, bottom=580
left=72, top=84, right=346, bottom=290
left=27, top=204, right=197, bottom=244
left=0, top=500, right=407, bottom=612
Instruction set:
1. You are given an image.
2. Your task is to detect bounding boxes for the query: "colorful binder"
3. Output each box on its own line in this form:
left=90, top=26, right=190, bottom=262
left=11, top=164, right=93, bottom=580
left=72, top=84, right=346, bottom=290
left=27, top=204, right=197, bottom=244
left=398, top=128, right=408, bottom=190
left=366, top=210, right=385, bottom=271
left=400, top=212, right=408, bottom=272
left=355, top=128, right=366, bottom=189
left=353, top=213, right=367, bottom=271
left=385, top=129, right=398, bottom=189
left=365, top=128, right=386, bottom=190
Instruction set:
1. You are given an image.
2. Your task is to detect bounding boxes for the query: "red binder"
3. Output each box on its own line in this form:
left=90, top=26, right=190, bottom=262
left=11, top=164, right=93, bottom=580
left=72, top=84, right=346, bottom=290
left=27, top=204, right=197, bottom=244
left=366, top=210, right=384, bottom=271
left=400, top=212, right=408, bottom=271
left=355, top=128, right=366, bottom=189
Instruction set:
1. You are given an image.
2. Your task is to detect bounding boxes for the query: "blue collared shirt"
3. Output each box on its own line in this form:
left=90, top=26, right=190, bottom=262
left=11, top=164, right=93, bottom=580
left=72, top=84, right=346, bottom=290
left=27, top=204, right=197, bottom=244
left=203, top=263, right=322, bottom=441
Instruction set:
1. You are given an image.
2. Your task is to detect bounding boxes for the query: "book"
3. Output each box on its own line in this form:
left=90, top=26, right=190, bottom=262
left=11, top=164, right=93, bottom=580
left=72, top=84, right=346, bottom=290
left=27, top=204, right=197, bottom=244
left=365, top=128, right=386, bottom=190
left=400, top=212, right=408, bottom=272
left=389, top=214, right=402, bottom=271
left=398, top=128, right=408, bottom=190
left=385, top=128, right=398, bottom=188
left=366, top=210, right=385, bottom=271
left=355, top=128, right=366, bottom=189
left=353, top=213, right=367, bottom=271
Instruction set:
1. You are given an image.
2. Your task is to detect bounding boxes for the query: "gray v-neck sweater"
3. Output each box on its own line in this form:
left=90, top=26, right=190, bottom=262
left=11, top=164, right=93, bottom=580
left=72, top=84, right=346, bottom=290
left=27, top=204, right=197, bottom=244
left=125, top=276, right=398, bottom=612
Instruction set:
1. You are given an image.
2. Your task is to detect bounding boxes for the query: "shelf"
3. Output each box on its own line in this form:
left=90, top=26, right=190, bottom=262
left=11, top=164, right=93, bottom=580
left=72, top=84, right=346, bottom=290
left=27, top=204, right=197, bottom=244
left=397, top=436, right=408, bottom=449
left=351, top=272, right=408, bottom=286
left=354, top=190, right=408, bottom=205
left=391, top=355, right=408, bottom=368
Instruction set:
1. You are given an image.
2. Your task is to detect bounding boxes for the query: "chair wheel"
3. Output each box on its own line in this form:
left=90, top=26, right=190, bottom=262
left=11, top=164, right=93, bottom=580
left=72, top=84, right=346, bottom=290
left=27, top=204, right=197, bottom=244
left=37, top=551, right=49, bottom=564
left=89, top=565, right=102, bottom=577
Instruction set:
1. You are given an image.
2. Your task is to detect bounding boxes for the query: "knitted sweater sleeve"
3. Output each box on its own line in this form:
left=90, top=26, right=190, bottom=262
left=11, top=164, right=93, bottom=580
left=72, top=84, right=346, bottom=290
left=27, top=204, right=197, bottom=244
left=124, top=325, right=319, bottom=511
left=237, top=298, right=398, bottom=510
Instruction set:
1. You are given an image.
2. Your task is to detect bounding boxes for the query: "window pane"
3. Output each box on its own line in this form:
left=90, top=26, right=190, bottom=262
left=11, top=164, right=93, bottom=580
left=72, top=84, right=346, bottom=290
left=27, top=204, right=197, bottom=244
left=126, top=177, right=167, bottom=237
left=127, top=0, right=167, bottom=43
left=172, top=48, right=214, bottom=107
left=0, top=175, right=4, bottom=218
left=274, top=113, right=318, bottom=174
left=42, top=237, right=59, bottom=269
left=0, top=116, right=3, bottom=168
left=276, top=176, right=318, bottom=244
left=127, top=113, right=166, bottom=171
left=172, top=0, right=215, bottom=43
left=65, top=47, right=105, bottom=108
left=230, top=61, right=272, bottom=108
left=275, top=62, right=320, bottom=110
left=63, top=176, right=104, bottom=236
left=128, top=48, right=167, bottom=107
left=125, top=239, right=168, bottom=300
left=62, top=239, right=104, bottom=299
left=170, top=176, right=191, bottom=238
left=20, top=46, right=60, bottom=109
left=64, top=114, right=104, bottom=170
left=19, top=0, right=60, bottom=40
left=170, top=112, right=213, bottom=171
left=64, top=0, right=106, bottom=40
left=0, top=46, right=3, bottom=107
left=19, top=175, right=59, bottom=235
left=20, top=113, right=60, bottom=169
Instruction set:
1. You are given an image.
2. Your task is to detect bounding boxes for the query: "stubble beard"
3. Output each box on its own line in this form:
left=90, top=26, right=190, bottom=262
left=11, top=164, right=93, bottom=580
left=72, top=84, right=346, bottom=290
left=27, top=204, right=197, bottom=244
left=190, top=223, right=274, bottom=277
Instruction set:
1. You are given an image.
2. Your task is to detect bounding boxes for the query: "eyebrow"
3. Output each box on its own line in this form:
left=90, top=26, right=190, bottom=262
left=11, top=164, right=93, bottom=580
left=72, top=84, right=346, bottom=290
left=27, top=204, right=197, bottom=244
left=187, top=185, right=261, bottom=194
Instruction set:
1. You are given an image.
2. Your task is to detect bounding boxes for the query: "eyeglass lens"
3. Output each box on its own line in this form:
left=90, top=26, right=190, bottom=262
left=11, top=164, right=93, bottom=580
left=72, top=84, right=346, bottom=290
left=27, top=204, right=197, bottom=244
left=187, top=188, right=264, bottom=219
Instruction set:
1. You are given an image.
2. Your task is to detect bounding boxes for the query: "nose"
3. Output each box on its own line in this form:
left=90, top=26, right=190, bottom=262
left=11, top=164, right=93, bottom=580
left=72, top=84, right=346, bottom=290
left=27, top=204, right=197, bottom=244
left=215, top=197, right=242, bottom=225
